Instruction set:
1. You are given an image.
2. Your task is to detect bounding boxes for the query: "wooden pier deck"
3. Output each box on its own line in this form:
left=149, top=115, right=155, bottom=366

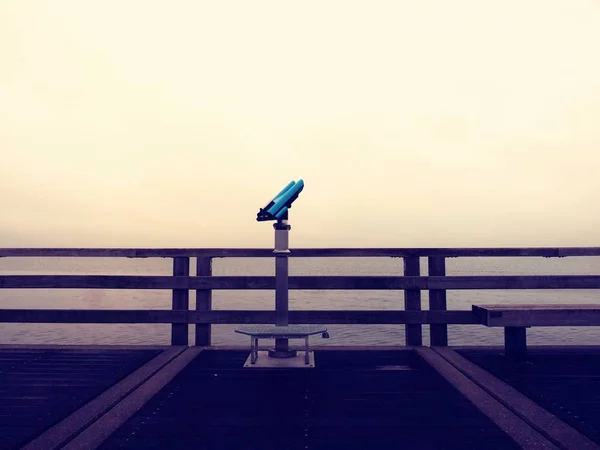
left=2, top=247, right=600, bottom=448
left=1, top=346, right=599, bottom=450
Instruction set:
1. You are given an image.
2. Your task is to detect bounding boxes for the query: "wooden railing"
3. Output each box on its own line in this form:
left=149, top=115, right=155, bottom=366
left=1, top=247, right=600, bottom=346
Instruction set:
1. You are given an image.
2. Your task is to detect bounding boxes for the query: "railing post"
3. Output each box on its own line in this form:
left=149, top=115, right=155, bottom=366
left=428, top=256, right=448, bottom=346
left=171, top=256, right=190, bottom=346
left=195, top=257, right=212, bottom=346
left=404, top=256, right=422, bottom=346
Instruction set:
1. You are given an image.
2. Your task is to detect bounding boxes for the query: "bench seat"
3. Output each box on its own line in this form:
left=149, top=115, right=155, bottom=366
left=473, top=304, right=600, bottom=360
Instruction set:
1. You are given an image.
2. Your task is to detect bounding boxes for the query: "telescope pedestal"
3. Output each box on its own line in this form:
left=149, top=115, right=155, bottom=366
left=269, top=219, right=297, bottom=359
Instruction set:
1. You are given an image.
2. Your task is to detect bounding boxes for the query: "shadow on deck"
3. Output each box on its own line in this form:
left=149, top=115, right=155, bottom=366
left=1, top=346, right=600, bottom=450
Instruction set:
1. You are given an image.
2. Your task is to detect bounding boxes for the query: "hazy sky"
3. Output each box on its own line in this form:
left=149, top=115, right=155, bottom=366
left=1, top=1, right=599, bottom=248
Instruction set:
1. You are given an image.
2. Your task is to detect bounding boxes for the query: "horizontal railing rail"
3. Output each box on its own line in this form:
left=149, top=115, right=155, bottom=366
left=2, top=247, right=600, bottom=258
left=0, top=310, right=478, bottom=324
left=1, top=248, right=599, bottom=346
left=2, top=275, right=600, bottom=290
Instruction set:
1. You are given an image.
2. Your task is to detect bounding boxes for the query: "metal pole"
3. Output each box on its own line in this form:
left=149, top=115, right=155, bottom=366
left=269, top=214, right=296, bottom=358
left=275, top=252, right=289, bottom=328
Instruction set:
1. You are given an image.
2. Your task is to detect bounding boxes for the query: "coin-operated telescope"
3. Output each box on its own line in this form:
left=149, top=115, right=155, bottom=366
left=257, top=180, right=304, bottom=357
left=256, top=179, right=304, bottom=222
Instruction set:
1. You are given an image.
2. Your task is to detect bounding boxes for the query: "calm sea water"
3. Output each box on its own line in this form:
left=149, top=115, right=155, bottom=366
left=1, top=256, right=599, bottom=347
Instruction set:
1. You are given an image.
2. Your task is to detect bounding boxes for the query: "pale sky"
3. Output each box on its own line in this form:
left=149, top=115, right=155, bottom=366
left=1, top=1, right=599, bottom=248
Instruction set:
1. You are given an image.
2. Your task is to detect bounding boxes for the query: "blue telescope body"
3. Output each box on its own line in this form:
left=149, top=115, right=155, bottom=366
left=257, top=179, right=304, bottom=222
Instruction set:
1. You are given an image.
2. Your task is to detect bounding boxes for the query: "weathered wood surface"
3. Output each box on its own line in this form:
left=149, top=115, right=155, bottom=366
left=3, top=275, right=600, bottom=290
left=21, top=347, right=186, bottom=450
left=61, top=348, right=204, bottom=450
left=171, top=257, right=190, bottom=345
left=98, top=349, right=526, bottom=450
left=428, top=256, right=448, bottom=346
left=195, top=257, right=212, bottom=346
left=1, top=247, right=600, bottom=258
left=0, top=348, right=160, bottom=450
left=459, top=348, right=600, bottom=446
left=0, top=309, right=478, bottom=324
left=0, top=344, right=170, bottom=350
left=8, top=347, right=600, bottom=449
left=473, top=304, right=600, bottom=326
left=416, top=348, right=556, bottom=449
left=403, top=256, right=422, bottom=346
left=476, top=304, right=600, bottom=310
left=434, top=348, right=600, bottom=450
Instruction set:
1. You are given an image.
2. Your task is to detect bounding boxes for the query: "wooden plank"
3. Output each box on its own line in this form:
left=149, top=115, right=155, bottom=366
left=428, top=256, right=447, bottom=346
left=21, top=347, right=186, bottom=450
left=416, top=348, right=557, bottom=449
left=473, top=305, right=600, bottom=327
left=171, top=257, right=189, bottom=345
left=195, top=257, right=212, bottom=346
left=61, top=348, right=203, bottom=450
left=448, top=345, right=600, bottom=352
left=403, top=256, right=422, bottom=346
left=0, top=344, right=170, bottom=350
left=2, top=247, right=600, bottom=258
left=0, top=309, right=479, bottom=324
left=473, top=305, right=491, bottom=326
left=4, top=274, right=600, bottom=290
left=477, top=304, right=600, bottom=310
left=433, top=347, right=600, bottom=450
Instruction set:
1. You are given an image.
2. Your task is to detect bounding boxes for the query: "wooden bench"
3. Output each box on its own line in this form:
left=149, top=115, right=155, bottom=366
left=473, top=304, right=600, bottom=360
